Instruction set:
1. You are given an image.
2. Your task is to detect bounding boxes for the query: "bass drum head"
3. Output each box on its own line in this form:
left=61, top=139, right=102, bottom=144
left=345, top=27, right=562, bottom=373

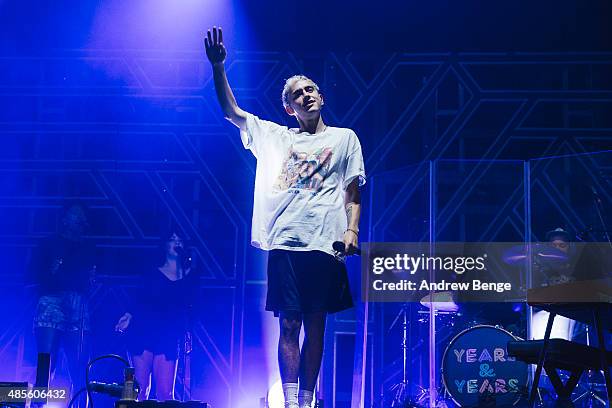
left=442, top=325, right=528, bottom=407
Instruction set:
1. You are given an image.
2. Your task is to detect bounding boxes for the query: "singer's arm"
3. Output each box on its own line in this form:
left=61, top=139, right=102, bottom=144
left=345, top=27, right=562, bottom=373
left=343, top=178, right=361, bottom=252
left=204, top=26, right=247, bottom=131
left=115, top=270, right=144, bottom=331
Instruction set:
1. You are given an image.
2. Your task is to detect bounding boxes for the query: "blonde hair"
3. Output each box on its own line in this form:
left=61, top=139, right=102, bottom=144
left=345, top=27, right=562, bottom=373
left=281, top=75, right=320, bottom=108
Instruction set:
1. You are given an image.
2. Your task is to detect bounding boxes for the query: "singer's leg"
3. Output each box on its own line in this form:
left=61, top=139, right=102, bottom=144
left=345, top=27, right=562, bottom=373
left=278, top=312, right=302, bottom=383
left=35, top=327, right=60, bottom=380
left=299, top=311, right=326, bottom=391
left=153, top=354, right=177, bottom=401
left=133, top=351, right=153, bottom=400
left=34, top=295, right=62, bottom=382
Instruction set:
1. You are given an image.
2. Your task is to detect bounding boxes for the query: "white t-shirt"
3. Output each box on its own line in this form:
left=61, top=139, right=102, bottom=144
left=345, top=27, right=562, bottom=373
left=240, top=113, right=366, bottom=256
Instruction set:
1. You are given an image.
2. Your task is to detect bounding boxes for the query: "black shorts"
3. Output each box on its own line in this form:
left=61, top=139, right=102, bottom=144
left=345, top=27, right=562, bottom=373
left=266, top=249, right=353, bottom=316
left=127, top=321, right=181, bottom=361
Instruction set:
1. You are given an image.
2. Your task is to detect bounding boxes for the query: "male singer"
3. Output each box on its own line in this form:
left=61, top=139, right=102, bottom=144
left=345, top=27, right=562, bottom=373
left=204, top=27, right=365, bottom=408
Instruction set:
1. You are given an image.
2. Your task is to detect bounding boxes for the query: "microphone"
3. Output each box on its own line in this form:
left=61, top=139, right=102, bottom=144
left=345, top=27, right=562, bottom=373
left=177, top=247, right=193, bottom=271
left=332, top=241, right=361, bottom=256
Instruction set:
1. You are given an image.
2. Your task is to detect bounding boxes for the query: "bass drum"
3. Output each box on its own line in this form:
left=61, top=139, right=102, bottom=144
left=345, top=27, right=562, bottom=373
left=442, top=325, right=528, bottom=407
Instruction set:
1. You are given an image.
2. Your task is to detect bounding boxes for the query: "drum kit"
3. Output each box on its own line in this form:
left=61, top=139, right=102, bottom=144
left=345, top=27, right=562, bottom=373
left=384, top=244, right=607, bottom=407
left=441, top=325, right=528, bottom=407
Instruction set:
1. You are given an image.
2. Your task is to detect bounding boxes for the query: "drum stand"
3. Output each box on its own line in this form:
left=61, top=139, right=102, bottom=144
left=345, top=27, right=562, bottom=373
left=572, top=326, right=607, bottom=407
left=573, top=377, right=607, bottom=407
left=413, top=386, right=449, bottom=408
left=388, top=304, right=423, bottom=407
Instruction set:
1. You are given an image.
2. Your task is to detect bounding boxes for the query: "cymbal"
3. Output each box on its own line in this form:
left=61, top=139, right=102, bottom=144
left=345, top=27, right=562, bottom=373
left=502, top=244, right=568, bottom=265
left=419, top=291, right=459, bottom=312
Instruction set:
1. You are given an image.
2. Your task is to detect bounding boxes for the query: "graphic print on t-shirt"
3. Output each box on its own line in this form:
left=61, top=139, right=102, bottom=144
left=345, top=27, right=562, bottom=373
left=274, top=146, right=333, bottom=192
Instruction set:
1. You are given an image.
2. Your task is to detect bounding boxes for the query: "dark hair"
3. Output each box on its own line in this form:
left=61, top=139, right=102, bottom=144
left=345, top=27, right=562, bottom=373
left=155, top=222, right=188, bottom=267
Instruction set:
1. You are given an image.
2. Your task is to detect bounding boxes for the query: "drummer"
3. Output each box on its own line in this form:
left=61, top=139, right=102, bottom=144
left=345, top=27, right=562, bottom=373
left=546, top=227, right=571, bottom=254
left=541, top=227, right=574, bottom=285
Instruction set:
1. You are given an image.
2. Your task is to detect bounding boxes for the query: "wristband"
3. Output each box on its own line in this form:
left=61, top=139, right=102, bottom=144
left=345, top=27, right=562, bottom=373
left=346, top=228, right=359, bottom=236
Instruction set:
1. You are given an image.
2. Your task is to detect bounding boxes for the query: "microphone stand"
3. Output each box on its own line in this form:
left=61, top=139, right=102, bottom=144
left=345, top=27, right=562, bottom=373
left=77, top=266, right=95, bottom=408
left=178, top=248, right=193, bottom=401
left=388, top=303, right=422, bottom=407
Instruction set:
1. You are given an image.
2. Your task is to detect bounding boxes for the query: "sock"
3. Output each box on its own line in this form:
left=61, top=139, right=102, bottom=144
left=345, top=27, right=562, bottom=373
left=298, top=389, right=314, bottom=408
left=282, top=383, right=299, bottom=408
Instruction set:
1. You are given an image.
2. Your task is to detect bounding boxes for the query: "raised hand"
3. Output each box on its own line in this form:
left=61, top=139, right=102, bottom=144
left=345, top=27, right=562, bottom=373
left=204, top=25, right=247, bottom=129
left=204, top=26, right=226, bottom=65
